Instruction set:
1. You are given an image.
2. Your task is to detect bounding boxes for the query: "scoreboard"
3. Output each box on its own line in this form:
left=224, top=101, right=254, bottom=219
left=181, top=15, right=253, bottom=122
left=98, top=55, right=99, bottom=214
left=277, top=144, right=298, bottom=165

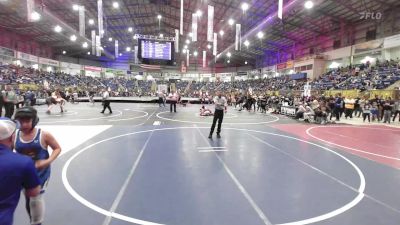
left=140, top=40, right=172, bottom=60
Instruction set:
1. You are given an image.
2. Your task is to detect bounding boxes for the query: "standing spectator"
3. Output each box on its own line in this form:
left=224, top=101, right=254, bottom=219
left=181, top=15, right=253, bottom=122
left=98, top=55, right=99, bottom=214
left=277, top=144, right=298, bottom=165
left=392, top=99, right=400, bottom=122
left=209, top=91, right=227, bottom=139
left=333, top=95, right=343, bottom=121
left=3, top=85, right=16, bottom=118
left=168, top=92, right=178, bottom=113
left=0, top=117, right=41, bottom=225
left=344, top=97, right=355, bottom=119
left=362, top=101, right=371, bottom=122
left=158, top=91, right=165, bottom=107
left=100, top=88, right=112, bottom=114
left=353, top=97, right=362, bottom=118
left=0, top=88, right=3, bottom=116
left=383, top=102, right=392, bottom=124
left=371, top=101, right=379, bottom=122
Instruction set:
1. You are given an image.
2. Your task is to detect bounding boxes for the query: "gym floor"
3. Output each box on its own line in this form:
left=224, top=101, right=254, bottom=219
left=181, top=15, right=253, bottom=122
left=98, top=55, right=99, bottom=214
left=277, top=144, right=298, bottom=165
left=13, top=102, right=400, bottom=225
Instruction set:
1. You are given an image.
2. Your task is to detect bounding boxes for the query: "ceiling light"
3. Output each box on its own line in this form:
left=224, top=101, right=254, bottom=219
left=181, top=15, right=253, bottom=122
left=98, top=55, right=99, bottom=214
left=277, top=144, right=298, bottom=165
left=62, top=50, right=67, bottom=55
left=228, top=18, right=235, bottom=26
left=193, top=51, right=198, bottom=56
left=157, top=15, right=162, bottom=20
left=31, top=11, right=41, bottom=21
left=87, top=52, right=91, bottom=55
left=227, top=52, right=231, bottom=57
left=245, top=61, right=248, bottom=64
left=184, top=45, right=188, bottom=49
left=207, top=44, right=211, bottom=49
left=182, top=49, right=187, bottom=53
left=227, top=60, right=230, bottom=63
left=82, top=42, right=88, bottom=48
left=241, top=2, right=249, bottom=12
left=133, top=36, right=137, bottom=39
left=244, top=40, right=250, bottom=46
left=70, top=35, right=77, bottom=42
left=128, top=27, right=133, bottom=32
left=112, top=2, right=119, bottom=8
left=126, top=47, right=131, bottom=52
left=54, top=25, right=62, bottom=33
left=185, top=39, right=190, bottom=44
left=88, top=19, right=94, bottom=25
left=159, top=33, right=164, bottom=38
left=196, top=10, right=202, bottom=17
left=188, top=32, right=193, bottom=37
left=100, top=30, right=105, bottom=35
left=108, top=37, right=113, bottom=42
left=119, top=53, right=122, bottom=56
left=219, top=30, right=224, bottom=36
left=72, top=4, right=80, bottom=11
left=304, top=0, right=314, bottom=9
left=257, top=31, right=264, bottom=39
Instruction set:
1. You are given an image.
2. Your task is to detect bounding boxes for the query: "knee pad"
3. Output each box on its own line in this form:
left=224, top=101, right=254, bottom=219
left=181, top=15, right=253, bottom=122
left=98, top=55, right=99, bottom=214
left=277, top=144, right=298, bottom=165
left=29, top=195, right=45, bottom=225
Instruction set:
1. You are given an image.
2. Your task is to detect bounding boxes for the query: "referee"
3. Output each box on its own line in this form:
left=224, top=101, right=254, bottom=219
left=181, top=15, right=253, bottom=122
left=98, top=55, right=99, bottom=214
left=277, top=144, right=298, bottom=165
left=209, top=91, right=227, bottom=139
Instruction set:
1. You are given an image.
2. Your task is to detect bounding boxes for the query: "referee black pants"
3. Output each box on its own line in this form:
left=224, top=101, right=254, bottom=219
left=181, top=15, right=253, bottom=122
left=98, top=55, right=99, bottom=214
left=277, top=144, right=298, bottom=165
left=170, top=102, right=176, bottom=112
left=4, top=102, right=14, bottom=118
left=210, top=109, right=224, bottom=135
left=101, top=100, right=112, bottom=113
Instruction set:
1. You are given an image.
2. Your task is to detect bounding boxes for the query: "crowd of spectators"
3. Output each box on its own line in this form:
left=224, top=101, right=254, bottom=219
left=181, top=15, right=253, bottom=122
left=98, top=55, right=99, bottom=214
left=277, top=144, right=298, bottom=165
left=0, top=59, right=399, bottom=102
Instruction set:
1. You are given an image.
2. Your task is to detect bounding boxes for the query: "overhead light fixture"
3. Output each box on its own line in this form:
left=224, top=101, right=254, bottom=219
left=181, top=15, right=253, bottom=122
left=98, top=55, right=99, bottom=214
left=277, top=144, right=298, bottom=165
left=245, top=61, right=248, bottom=64
left=87, top=52, right=91, bottom=55
left=119, top=53, right=122, bottom=56
left=112, top=2, right=119, bottom=8
left=228, top=18, right=235, bottom=26
left=182, top=49, right=187, bottom=53
left=31, top=11, right=41, bottom=21
left=244, top=40, right=250, bottom=47
left=54, top=25, right=62, bottom=33
left=227, top=60, right=230, bottom=63
left=88, top=19, right=94, bottom=25
left=227, top=52, right=231, bottom=57
left=196, top=10, right=203, bottom=17
left=133, top=36, right=137, bottom=39
left=108, top=37, right=113, bottom=42
left=304, top=0, right=314, bottom=9
left=72, top=4, right=80, bottom=11
left=188, top=32, right=193, bottom=37
left=241, top=2, right=249, bottom=12
left=157, top=15, right=162, bottom=20
left=128, top=27, right=133, bottom=32
left=184, top=45, right=188, bottom=49
left=126, top=47, right=131, bottom=52
left=100, top=30, right=105, bottom=35
left=159, top=33, right=164, bottom=38
left=185, top=39, right=190, bottom=44
left=207, top=44, right=211, bottom=49
left=257, top=31, right=264, bottom=39
left=82, top=42, right=88, bottom=48
left=219, top=30, right=224, bottom=36
left=70, top=35, right=77, bottom=42
left=193, top=51, right=198, bottom=56
left=62, top=50, right=67, bottom=55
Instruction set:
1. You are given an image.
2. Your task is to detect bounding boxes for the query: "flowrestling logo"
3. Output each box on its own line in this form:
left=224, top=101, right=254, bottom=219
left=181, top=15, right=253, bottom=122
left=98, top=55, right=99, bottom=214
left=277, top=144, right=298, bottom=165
left=360, top=12, right=382, bottom=20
